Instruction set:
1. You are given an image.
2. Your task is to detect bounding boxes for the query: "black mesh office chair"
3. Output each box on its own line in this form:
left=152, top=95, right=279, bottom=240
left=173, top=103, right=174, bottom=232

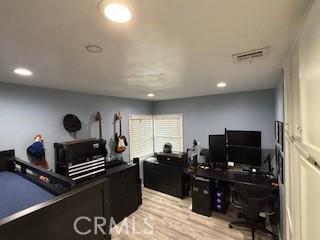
left=229, top=183, right=278, bottom=240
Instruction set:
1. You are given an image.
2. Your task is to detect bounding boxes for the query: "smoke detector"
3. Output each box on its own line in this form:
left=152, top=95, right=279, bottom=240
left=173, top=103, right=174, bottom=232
left=232, top=47, right=269, bottom=63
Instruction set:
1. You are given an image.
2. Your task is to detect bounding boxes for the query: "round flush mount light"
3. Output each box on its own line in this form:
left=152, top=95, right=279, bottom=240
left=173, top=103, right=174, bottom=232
left=217, top=82, right=227, bottom=88
left=104, top=3, right=132, bottom=23
left=86, top=45, right=103, bottom=54
left=14, top=68, right=33, bottom=76
left=147, top=93, right=155, bottom=97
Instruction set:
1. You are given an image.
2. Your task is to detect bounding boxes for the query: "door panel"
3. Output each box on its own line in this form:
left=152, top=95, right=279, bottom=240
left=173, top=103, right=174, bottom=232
left=284, top=136, right=293, bottom=240
left=283, top=2, right=320, bottom=240
left=300, top=155, right=320, bottom=240
left=299, top=0, right=320, bottom=161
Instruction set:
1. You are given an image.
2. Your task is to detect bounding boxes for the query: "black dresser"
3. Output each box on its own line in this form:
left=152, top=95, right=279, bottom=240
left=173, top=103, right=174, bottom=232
left=105, top=163, right=142, bottom=224
left=143, top=160, right=188, bottom=199
left=54, top=139, right=142, bottom=224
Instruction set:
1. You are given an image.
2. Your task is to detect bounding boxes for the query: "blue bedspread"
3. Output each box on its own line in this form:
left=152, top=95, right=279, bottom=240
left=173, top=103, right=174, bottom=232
left=0, top=171, right=54, bottom=219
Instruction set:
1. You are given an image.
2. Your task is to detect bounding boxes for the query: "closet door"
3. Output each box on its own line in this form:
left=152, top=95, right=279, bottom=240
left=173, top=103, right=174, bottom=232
left=284, top=135, right=293, bottom=240
left=290, top=48, right=303, bottom=240
left=299, top=154, right=320, bottom=240
left=296, top=1, right=320, bottom=239
left=283, top=57, right=294, bottom=240
left=299, top=0, right=320, bottom=162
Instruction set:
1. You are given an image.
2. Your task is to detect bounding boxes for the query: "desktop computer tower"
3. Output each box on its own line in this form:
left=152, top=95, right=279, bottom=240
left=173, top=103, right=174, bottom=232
left=212, top=181, right=229, bottom=213
left=192, top=177, right=212, bottom=217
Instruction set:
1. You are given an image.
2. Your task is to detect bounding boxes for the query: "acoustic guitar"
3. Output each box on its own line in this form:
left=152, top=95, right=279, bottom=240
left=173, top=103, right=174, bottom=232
left=114, top=112, right=128, bottom=153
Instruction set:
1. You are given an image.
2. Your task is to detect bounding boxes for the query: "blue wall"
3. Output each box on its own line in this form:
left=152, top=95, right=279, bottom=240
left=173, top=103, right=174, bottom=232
left=0, top=83, right=153, bottom=169
left=153, top=89, right=276, bottom=149
left=0, top=83, right=276, bottom=170
left=275, top=79, right=284, bottom=122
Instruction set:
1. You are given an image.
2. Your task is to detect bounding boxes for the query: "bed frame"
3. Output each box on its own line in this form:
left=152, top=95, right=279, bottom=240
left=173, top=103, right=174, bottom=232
left=0, top=150, right=111, bottom=240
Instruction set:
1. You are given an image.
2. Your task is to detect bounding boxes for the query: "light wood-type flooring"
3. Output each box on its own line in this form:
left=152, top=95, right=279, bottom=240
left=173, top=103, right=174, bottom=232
left=112, top=187, right=272, bottom=240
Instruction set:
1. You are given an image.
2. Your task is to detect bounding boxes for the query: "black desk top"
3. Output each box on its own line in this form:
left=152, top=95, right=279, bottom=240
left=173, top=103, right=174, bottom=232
left=195, top=168, right=278, bottom=188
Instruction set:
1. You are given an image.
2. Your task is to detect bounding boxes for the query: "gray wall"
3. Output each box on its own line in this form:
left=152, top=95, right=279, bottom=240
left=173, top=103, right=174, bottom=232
left=153, top=89, right=275, bottom=149
left=0, top=83, right=152, bottom=169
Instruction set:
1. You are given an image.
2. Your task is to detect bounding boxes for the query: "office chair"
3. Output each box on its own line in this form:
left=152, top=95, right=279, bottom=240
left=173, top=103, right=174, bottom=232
left=229, top=183, right=278, bottom=240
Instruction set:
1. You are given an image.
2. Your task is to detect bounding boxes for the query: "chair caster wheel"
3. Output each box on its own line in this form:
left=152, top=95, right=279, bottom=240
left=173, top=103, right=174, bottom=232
left=229, top=224, right=233, bottom=229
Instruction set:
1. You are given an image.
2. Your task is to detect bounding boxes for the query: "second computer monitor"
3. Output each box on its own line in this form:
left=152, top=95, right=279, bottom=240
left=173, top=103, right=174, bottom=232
left=226, top=130, right=262, bottom=166
left=226, top=130, right=261, bottom=147
left=227, top=145, right=262, bottom=166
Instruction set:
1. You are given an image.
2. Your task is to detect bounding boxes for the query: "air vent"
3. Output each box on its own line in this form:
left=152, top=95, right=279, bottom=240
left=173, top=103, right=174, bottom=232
left=232, top=47, right=268, bottom=63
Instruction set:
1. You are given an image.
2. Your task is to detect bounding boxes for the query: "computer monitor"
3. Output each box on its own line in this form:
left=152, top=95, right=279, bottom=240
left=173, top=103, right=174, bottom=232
left=209, top=135, right=227, bottom=165
left=226, top=130, right=261, bottom=147
left=227, top=145, right=262, bottom=166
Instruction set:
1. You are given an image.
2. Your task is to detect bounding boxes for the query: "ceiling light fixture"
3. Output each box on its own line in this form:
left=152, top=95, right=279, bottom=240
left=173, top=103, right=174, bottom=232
left=104, top=3, right=132, bottom=23
left=86, top=45, right=103, bottom=54
left=217, top=82, right=227, bottom=88
left=14, top=68, right=33, bottom=76
left=148, top=93, right=155, bottom=97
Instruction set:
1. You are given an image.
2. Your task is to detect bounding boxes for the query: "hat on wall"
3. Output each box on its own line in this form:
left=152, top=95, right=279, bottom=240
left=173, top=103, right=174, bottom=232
left=63, top=114, right=81, bottom=133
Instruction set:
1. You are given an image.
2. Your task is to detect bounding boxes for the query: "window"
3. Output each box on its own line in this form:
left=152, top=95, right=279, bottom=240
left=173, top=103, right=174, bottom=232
left=129, top=114, right=183, bottom=159
left=129, top=115, right=154, bottom=159
left=153, top=114, right=183, bottom=153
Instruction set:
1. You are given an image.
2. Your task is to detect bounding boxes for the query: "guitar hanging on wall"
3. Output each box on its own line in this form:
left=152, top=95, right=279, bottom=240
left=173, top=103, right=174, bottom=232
left=114, top=112, right=128, bottom=153
left=95, top=112, right=103, bottom=139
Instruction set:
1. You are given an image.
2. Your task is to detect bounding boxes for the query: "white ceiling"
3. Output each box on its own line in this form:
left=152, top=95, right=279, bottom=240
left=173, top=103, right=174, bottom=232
left=0, top=0, right=308, bottom=100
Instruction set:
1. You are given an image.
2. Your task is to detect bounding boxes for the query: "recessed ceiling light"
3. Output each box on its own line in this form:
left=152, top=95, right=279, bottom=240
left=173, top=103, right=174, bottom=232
left=86, top=45, right=103, bottom=54
left=148, top=93, right=154, bottom=97
left=104, top=3, right=132, bottom=23
left=14, top=68, right=33, bottom=76
left=217, top=82, right=227, bottom=88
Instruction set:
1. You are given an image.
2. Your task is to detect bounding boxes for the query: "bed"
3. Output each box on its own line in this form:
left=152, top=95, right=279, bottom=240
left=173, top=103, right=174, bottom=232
left=0, top=149, right=111, bottom=240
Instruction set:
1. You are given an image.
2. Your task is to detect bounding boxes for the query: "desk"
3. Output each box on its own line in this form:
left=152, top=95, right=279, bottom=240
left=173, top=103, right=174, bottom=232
left=196, top=168, right=278, bottom=188
left=196, top=147, right=278, bottom=188
left=193, top=167, right=279, bottom=216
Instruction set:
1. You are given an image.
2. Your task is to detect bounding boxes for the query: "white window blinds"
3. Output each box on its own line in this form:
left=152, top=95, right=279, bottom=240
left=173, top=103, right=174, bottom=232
left=129, top=114, right=183, bottom=159
left=153, top=114, right=183, bottom=153
left=129, top=115, right=154, bottom=159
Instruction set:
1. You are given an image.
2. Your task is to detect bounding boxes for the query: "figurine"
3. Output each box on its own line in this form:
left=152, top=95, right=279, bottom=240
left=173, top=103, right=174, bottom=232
left=27, top=134, right=49, bottom=181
